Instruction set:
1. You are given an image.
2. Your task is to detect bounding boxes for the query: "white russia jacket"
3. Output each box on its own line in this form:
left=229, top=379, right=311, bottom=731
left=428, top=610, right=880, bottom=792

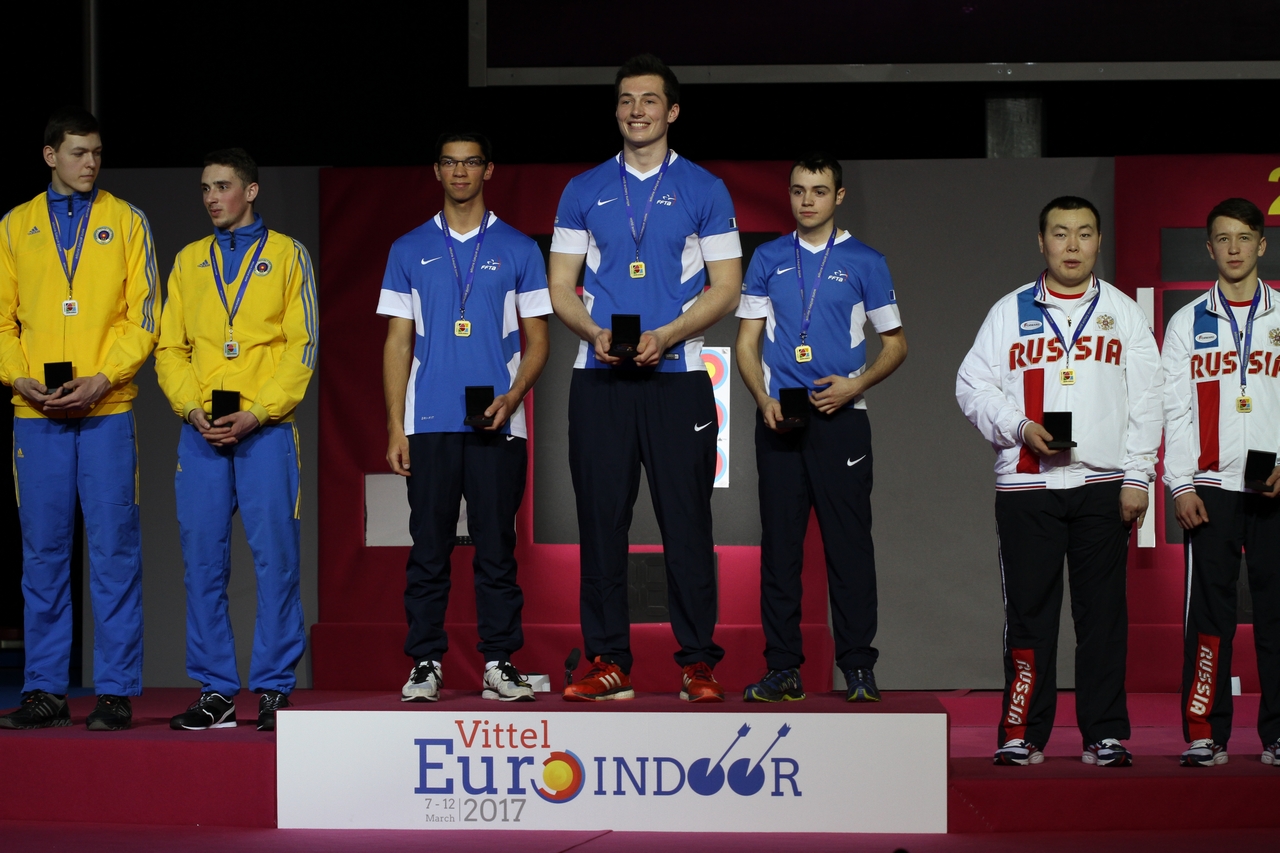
left=956, top=275, right=1163, bottom=492
left=1163, top=281, right=1280, bottom=496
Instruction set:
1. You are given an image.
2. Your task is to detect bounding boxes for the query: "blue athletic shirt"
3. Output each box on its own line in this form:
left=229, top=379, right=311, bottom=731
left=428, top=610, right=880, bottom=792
left=736, top=230, right=901, bottom=410
left=376, top=212, right=551, bottom=437
left=550, top=152, right=742, bottom=372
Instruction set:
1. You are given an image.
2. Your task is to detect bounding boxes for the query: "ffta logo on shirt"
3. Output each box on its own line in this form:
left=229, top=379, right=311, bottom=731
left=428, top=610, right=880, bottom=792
left=480, top=258, right=502, bottom=271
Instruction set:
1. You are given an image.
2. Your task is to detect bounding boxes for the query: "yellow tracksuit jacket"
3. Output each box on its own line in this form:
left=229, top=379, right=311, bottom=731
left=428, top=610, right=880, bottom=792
left=155, top=230, right=317, bottom=425
left=0, top=189, right=160, bottom=417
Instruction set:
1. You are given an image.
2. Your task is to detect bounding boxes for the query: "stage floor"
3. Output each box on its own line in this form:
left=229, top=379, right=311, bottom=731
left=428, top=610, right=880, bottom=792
left=1, top=688, right=1277, bottom=838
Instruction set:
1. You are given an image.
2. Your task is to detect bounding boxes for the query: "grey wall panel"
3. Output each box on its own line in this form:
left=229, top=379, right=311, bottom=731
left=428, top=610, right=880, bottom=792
left=80, top=167, right=320, bottom=691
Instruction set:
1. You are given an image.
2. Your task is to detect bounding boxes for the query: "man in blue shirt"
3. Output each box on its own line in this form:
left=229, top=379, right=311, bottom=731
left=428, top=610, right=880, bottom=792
left=736, top=153, right=907, bottom=703
left=549, top=55, right=743, bottom=702
left=379, top=132, right=551, bottom=702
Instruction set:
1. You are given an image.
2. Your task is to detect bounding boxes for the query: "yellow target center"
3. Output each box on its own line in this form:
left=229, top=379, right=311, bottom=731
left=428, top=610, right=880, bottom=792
left=543, top=759, right=573, bottom=791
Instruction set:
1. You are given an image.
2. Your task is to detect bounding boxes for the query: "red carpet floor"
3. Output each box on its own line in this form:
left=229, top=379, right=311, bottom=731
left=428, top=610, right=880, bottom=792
left=0, top=823, right=1277, bottom=853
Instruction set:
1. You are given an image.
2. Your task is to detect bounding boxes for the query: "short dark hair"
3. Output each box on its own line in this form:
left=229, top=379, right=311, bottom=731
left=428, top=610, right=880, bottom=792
left=44, top=106, right=100, bottom=150
left=615, top=54, right=679, bottom=108
left=1206, top=197, right=1264, bottom=237
left=203, top=148, right=259, bottom=186
left=791, top=153, right=843, bottom=192
left=434, top=131, right=492, bottom=164
left=1039, top=196, right=1101, bottom=234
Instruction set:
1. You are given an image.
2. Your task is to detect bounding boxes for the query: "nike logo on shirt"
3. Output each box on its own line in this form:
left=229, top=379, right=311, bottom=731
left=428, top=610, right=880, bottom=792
left=776, top=267, right=795, bottom=275
left=694, top=422, right=713, bottom=432
left=421, top=257, right=442, bottom=265
left=597, top=198, right=618, bottom=206
left=847, top=455, right=866, bottom=467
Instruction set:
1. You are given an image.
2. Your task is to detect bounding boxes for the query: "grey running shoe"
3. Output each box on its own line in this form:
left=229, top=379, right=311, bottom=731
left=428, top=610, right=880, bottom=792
left=482, top=662, right=535, bottom=702
left=402, top=661, right=442, bottom=702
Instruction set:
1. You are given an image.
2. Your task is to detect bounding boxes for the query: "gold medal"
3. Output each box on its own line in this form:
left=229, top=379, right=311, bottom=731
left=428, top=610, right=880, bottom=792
left=630, top=261, right=646, bottom=279
left=1060, top=368, right=1075, bottom=385
left=62, top=299, right=78, bottom=316
left=1237, top=395, right=1252, bottom=413
left=454, top=319, right=472, bottom=337
left=795, top=344, right=813, bottom=363
left=223, top=340, right=240, bottom=359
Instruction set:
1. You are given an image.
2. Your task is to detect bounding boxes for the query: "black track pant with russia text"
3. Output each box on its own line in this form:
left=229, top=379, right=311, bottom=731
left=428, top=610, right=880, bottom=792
left=1181, top=485, right=1280, bottom=747
left=995, top=482, right=1132, bottom=749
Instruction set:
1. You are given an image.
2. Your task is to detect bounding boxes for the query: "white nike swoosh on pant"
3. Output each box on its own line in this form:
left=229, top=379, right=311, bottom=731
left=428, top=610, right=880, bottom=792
left=694, top=422, right=713, bottom=431
left=847, top=455, right=866, bottom=466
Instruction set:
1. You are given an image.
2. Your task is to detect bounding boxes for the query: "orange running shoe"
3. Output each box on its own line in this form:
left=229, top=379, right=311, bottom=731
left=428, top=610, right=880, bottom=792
left=563, top=656, right=635, bottom=701
left=680, top=661, right=725, bottom=702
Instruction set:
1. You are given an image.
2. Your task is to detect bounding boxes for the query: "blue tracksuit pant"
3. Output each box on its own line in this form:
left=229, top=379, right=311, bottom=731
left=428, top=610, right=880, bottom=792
left=175, top=422, right=304, bottom=696
left=13, top=411, right=143, bottom=696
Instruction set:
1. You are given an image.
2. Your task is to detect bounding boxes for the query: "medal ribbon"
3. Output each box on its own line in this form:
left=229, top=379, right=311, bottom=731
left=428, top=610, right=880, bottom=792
left=618, top=151, right=672, bottom=263
left=46, top=187, right=98, bottom=292
left=1038, top=272, right=1100, bottom=368
left=793, top=228, right=838, bottom=343
left=440, top=211, right=489, bottom=320
left=210, top=232, right=269, bottom=333
left=1220, top=283, right=1261, bottom=396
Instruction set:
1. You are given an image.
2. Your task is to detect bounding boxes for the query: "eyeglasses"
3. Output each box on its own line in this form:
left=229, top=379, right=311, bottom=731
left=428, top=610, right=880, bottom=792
left=438, top=157, right=488, bottom=170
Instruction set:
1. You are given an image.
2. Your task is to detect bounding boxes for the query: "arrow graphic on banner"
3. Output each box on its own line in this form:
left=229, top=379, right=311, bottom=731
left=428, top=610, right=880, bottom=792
left=727, top=724, right=791, bottom=795
left=687, top=724, right=751, bottom=795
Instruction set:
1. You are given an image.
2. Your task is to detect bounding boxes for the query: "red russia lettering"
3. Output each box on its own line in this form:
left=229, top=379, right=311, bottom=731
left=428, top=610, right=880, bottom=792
left=1009, top=342, right=1026, bottom=370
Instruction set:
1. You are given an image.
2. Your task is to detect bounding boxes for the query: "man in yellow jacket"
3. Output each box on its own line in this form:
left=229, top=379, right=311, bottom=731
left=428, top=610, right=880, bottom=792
left=155, top=148, right=317, bottom=732
left=0, top=107, right=158, bottom=731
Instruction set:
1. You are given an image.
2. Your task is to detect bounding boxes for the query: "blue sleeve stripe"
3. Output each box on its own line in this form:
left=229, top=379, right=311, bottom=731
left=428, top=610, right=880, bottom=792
left=295, top=240, right=319, bottom=370
left=128, top=204, right=159, bottom=334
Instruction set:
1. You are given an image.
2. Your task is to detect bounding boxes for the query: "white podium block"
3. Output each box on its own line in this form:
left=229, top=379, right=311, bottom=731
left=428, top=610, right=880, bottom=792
left=277, top=702, right=947, bottom=833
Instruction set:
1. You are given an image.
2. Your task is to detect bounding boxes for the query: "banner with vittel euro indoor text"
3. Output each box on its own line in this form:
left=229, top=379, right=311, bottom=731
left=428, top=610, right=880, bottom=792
left=276, top=710, right=947, bottom=832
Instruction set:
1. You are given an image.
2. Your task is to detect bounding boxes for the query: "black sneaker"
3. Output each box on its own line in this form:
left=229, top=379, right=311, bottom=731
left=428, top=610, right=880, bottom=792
left=0, top=690, right=72, bottom=729
left=843, top=667, right=881, bottom=702
left=257, top=690, right=290, bottom=731
left=743, top=668, right=806, bottom=702
left=86, top=694, right=132, bottom=731
left=170, top=692, right=237, bottom=730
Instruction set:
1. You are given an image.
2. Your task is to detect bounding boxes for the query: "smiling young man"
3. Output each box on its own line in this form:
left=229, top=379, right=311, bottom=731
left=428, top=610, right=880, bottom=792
left=155, top=148, right=317, bottom=732
left=735, top=154, right=906, bottom=703
left=1162, top=197, right=1280, bottom=767
left=549, top=54, right=743, bottom=702
left=0, top=107, right=158, bottom=732
left=957, top=196, right=1162, bottom=766
left=379, top=132, right=550, bottom=703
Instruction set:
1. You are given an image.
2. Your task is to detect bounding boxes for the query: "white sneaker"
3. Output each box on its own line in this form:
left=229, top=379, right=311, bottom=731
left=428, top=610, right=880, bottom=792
left=993, top=738, right=1044, bottom=765
left=402, top=661, right=442, bottom=702
left=482, top=662, right=535, bottom=702
left=1082, top=737, right=1132, bottom=766
left=1181, top=738, right=1228, bottom=766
